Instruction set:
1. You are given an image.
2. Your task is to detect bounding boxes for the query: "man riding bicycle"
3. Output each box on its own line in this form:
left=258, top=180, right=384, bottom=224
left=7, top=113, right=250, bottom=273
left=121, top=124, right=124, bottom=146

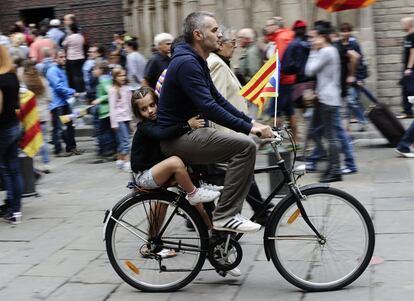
left=158, top=11, right=273, bottom=233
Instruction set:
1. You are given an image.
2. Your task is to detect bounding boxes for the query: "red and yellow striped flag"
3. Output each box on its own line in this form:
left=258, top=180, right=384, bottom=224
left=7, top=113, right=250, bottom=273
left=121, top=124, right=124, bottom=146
left=240, top=53, right=277, bottom=113
left=315, top=0, right=376, bottom=12
left=17, top=90, right=44, bottom=158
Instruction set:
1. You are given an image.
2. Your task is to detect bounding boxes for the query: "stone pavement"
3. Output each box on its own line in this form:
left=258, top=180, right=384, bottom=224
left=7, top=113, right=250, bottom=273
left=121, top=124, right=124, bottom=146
left=1, top=133, right=414, bottom=301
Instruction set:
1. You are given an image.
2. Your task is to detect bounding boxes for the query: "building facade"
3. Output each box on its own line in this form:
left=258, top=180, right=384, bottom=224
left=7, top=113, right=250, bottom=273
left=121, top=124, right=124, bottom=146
left=0, top=0, right=124, bottom=47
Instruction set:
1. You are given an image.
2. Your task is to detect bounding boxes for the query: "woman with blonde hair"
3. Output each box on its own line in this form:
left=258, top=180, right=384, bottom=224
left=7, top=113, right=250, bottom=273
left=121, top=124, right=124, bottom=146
left=0, top=45, right=24, bottom=224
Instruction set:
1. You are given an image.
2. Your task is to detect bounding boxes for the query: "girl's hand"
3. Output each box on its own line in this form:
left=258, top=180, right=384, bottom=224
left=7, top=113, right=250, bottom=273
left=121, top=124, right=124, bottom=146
left=188, top=115, right=205, bottom=129
left=91, top=99, right=101, bottom=105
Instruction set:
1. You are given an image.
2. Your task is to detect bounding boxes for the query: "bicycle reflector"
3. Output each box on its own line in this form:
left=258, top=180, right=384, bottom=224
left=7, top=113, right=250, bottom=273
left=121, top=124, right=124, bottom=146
left=125, top=260, right=140, bottom=274
left=287, top=208, right=301, bottom=224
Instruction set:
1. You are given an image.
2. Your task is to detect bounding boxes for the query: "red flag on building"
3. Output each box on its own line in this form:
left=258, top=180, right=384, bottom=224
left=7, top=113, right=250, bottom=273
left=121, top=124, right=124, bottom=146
left=315, top=0, right=376, bottom=12
left=17, top=90, right=44, bottom=158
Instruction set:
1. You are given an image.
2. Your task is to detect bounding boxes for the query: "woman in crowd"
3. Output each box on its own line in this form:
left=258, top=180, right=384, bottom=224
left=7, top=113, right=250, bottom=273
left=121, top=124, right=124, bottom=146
left=0, top=45, right=24, bottom=224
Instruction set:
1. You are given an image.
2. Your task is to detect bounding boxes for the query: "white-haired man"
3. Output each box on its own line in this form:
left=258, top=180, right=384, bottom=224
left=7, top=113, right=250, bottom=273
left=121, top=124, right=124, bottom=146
left=143, top=32, right=174, bottom=89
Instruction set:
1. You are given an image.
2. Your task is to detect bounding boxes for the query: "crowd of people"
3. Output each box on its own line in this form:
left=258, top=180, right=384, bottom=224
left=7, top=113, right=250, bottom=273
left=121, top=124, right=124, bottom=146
left=1, top=11, right=413, bottom=238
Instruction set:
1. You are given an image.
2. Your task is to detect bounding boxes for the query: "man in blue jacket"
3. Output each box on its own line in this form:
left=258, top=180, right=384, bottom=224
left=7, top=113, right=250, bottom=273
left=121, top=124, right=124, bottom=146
left=158, top=11, right=272, bottom=233
left=45, top=50, right=80, bottom=156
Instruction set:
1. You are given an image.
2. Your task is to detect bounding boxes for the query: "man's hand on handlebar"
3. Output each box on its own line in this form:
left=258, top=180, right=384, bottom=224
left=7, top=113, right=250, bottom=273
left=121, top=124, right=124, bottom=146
left=250, top=122, right=273, bottom=139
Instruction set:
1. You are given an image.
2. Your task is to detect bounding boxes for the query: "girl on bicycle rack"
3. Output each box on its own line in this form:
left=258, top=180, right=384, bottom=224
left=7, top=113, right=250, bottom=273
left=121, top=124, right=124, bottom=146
left=130, top=87, right=219, bottom=223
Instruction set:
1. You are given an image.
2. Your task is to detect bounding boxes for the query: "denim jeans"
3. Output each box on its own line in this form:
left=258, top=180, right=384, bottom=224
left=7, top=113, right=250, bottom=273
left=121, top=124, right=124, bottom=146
left=397, top=120, right=414, bottom=152
left=0, top=124, right=24, bottom=213
left=402, top=87, right=413, bottom=115
left=39, top=122, right=50, bottom=164
left=115, top=121, right=130, bottom=155
left=97, top=117, right=117, bottom=156
left=346, top=86, right=367, bottom=125
left=309, top=106, right=356, bottom=170
left=51, top=105, right=77, bottom=154
left=309, top=103, right=341, bottom=175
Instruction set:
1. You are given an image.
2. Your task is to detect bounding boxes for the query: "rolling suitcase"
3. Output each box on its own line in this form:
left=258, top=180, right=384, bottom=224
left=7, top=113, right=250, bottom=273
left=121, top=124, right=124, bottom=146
left=358, top=85, right=405, bottom=147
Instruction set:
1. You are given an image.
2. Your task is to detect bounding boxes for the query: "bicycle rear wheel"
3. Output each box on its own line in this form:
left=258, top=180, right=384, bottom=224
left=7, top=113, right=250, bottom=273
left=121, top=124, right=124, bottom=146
left=267, top=187, right=375, bottom=291
left=105, top=192, right=208, bottom=292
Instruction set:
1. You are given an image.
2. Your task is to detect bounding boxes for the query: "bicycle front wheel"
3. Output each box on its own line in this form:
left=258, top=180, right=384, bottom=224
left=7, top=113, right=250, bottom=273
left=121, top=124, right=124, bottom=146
left=105, top=192, right=208, bottom=292
left=267, top=187, right=375, bottom=291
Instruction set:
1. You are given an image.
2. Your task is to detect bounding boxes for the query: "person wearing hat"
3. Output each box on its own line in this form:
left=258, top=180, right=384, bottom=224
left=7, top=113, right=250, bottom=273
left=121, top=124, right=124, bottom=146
left=47, top=19, right=65, bottom=47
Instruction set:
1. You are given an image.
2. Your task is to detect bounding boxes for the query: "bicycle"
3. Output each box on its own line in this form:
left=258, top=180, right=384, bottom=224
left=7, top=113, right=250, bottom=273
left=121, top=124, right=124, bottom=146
left=103, top=128, right=375, bottom=292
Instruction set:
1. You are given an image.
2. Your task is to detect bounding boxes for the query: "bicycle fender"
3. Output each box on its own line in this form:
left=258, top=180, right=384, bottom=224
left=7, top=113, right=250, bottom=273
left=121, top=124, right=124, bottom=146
left=110, top=190, right=179, bottom=213
left=262, top=183, right=330, bottom=261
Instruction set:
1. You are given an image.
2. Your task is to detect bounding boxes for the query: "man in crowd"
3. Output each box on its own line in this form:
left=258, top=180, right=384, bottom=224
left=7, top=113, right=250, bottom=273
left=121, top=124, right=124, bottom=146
left=398, top=17, right=414, bottom=119
left=125, top=39, right=147, bottom=89
left=158, top=11, right=272, bottom=234
left=47, top=19, right=65, bottom=47
left=143, top=32, right=174, bottom=89
left=44, top=50, right=80, bottom=157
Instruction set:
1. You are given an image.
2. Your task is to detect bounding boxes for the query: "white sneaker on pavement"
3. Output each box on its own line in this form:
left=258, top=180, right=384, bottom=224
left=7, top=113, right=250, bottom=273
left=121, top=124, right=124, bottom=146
left=213, top=214, right=261, bottom=233
left=122, top=161, right=131, bottom=172
left=228, top=267, right=242, bottom=277
left=116, top=160, right=124, bottom=169
left=187, top=188, right=220, bottom=205
left=200, top=182, right=224, bottom=191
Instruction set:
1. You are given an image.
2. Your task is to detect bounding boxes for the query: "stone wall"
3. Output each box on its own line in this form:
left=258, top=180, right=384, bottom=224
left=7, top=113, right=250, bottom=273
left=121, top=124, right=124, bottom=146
left=0, top=0, right=123, bottom=47
left=373, top=0, right=414, bottom=107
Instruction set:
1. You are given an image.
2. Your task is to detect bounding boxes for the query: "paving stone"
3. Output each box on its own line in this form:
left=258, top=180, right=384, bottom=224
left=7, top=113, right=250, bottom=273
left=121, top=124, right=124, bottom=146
left=44, top=283, right=117, bottom=301
left=0, top=275, right=67, bottom=301
left=107, top=283, right=171, bottom=301
left=374, top=234, right=414, bottom=261
left=23, top=250, right=101, bottom=278
left=375, top=197, right=414, bottom=211
left=375, top=210, right=414, bottom=234
left=303, top=286, right=370, bottom=301
left=373, top=261, right=414, bottom=287
left=0, top=263, right=33, bottom=288
left=71, top=258, right=123, bottom=284
left=64, top=226, right=106, bottom=251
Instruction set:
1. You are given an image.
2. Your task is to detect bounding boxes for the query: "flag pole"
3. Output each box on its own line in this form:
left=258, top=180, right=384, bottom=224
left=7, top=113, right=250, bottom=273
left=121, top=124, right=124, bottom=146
left=273, top=50, right=279, bottom=129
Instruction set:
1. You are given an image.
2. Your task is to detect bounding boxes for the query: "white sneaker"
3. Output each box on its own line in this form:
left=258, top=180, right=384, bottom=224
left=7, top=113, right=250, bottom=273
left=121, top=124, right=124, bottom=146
left=228, top=267, right=242, bottom=277
left=122, top=161, right=131, bottom=172
left=187, top=188, right=220, bottom=205
left=157, top=248, right=177, bottom=258
left=116, top=160, right=124, bottom=169
left=213, top=214, right=261, bottom=233
left=200, top=182, right=224, bottom=191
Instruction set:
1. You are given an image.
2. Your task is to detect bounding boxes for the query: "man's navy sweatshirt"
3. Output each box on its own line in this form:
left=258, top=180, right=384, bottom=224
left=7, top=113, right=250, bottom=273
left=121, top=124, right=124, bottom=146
left=130, top=120, right=190, bottom=173
left=157, top=42, right=253, bottom=135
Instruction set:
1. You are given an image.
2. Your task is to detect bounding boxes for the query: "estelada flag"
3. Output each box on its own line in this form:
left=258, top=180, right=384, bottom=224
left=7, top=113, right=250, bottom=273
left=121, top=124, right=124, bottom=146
left=17, top=89, right=44, bottom=158
left=240, top=53, right=278, bottom=113
left=315, top=0, right=376, bottom=12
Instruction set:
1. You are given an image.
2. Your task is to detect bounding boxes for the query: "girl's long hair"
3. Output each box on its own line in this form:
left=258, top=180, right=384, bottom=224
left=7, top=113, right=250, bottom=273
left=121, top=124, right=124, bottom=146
left=131, top=87, right=158, bottom=121
left=0, top=45, right=13, bottom=74
left=112, top=67, right=125, bottom=88
left=23, top=60, right=45, bottom=96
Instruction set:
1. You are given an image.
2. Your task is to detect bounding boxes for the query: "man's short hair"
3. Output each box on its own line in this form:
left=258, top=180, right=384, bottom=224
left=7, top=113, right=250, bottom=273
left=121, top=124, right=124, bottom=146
left=182, top=11, right=215, bottom=43
left=125, top=39, right=139, bottom=51
left=238, top=28, right=256, bottom=42
left=401, top=17, right=414, bottom=28
left=268, top=17, right=284, bottom=28
left=153, top=33, right=174, bottom=47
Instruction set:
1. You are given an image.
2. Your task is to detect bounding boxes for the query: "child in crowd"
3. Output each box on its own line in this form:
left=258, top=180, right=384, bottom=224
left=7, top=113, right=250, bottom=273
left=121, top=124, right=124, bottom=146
left=109, top=67, right=132, bottom=171
left=130, top=87, right=220, bottom=205
left=92, top=59, right=117, bottom=157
